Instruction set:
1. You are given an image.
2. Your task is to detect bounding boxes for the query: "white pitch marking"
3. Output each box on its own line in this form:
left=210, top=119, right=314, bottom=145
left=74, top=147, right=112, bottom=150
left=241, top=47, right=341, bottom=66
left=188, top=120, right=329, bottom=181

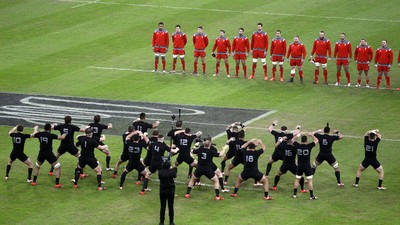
left=88, top=66, right=152, bottom=73
left=71, top=0, right=99, bottom=9
left=58, top=0, right=400, bottom=23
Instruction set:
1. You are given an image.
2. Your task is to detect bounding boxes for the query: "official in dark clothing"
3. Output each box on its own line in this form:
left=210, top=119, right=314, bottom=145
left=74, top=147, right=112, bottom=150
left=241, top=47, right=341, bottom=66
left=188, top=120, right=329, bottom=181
left=158, top=159, right=177, bottom=225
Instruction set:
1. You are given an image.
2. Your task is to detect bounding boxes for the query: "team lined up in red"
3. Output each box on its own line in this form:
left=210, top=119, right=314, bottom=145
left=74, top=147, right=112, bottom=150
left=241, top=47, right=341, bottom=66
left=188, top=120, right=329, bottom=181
left=152, top=22, right=399, bottom=90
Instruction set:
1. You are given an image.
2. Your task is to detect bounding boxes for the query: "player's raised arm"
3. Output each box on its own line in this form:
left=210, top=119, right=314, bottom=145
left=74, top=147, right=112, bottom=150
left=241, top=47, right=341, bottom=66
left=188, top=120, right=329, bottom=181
left=310, top=132, right=318, bottom=144
left=268, top=120, right=278, bottom=132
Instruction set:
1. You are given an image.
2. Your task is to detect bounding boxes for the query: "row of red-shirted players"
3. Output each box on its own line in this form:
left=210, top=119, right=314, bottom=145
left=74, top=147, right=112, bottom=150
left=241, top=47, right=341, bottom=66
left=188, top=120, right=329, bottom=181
left=152, top=22, right=399, bottom=90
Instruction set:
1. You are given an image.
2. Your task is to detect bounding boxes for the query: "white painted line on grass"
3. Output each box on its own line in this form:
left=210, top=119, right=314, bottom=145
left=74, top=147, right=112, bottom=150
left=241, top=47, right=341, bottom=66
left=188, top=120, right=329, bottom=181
left=59, top=0, right=400, bottom=23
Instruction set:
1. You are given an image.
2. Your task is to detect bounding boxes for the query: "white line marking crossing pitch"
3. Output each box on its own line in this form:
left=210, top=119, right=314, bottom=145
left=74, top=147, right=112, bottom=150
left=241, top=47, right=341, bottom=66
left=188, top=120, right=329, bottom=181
left=59, top=0, right=400, bottom=23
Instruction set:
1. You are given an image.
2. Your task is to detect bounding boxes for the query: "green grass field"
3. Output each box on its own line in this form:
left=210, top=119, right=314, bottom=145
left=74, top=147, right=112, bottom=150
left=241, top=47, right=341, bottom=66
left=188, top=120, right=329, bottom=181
left=1, top=0, right=400, bottom=224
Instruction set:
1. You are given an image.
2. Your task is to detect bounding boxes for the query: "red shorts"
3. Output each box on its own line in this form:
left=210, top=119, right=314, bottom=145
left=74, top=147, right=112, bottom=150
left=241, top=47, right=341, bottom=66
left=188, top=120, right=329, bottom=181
left=216, top=53, right=228, bottom=59
left=252, top=50, right=266, bottom=59
left=314, top=57, right=328, bottom=64
left=357, top=64, right=369, bottom=71
left=336, top=59, right=349, bottom=66
left=271, top=55, right=284, bottom=62
left=290, top=59, right=303, bottom=67
left=377, top=66, right=390, bottom=72
left=172, top=49, right=185, bottom=55
left=234, top=54, right=247, bottom=61
left=153, top=47, right=167, bottom=54
left=194, top=51, right=206, bottom=57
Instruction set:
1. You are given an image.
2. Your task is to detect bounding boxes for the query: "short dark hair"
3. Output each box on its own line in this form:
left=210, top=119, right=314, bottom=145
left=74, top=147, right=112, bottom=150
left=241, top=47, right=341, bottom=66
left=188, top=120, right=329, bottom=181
left=301, top=135, right=307, bottom=143
left=248, top=143, right=256, bottom=149
left=185, top=128, right=191, bottom=133
left=94, top=115, right=101, bottom=123
left=198, top=26, right=203, bottom=29
left=139, top=113, right=146, bottom=120
left=128, top=126, right=134, bottom=132
left=153, top=129, right=159, bottom=136
left=324, top=126, right=330, bottom=133
left=239, top=28, right=244, bottom=32
left=176, top=25, right=181, bottom=28
left=162, top=159, right=171, bottom=169
left=281, top=126, right=287, bottom=131
left=158, top=134, right=164, bottom=139
left=369, top=132, right=376, bottom=140
left=176, top=120, right=183, bottom=127
left=158, top=22, right=164, bottom=26
left=220, top=30, right=225, bottom=33
left=64, top=116, right=72, bottom=124
left=238, top=132, right=245, bottom=139
left=341, top=32, right=346, bottom=36
left=44, top=123, right=51, bottom=131
left=276, top=29, right=281, bottom=33
left=257, top=22, right=263, bottom=27
left=320, top=31, right=325, bottom=34
left=85, top=127, right=93, bottom=135
left=17, top=125, right=24, bottom=132
left=133, top=134, right=140, bottom=141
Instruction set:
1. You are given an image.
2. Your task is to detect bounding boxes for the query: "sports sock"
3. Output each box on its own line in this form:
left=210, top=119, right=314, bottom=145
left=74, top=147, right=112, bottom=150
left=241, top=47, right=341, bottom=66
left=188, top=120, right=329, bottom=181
left=55, top=178, right=60, bottom=185
left=162, top=59, right=166, bottom=70
left=216, top=62, right=220, bottom=74
left=202, top=62, right=206, bottom=73
left=181, top=59, right=185, bottom=71
left=120, top=171, right=127, bottom=187
left=221, top=161, right=226, bottom=173
left=272, top=67, right=276, bottom=78
left=309, top=190, right=314, bottom=197
left=299, top=70, right=303, bottom=79
left=243, top=65, right=247, bottom=76
left=234, top=187, right=239, bottom=194
left=346, top=72, right=350, bottom=83
left=137, top=171, right=141, bottom=181
left=193, top=62, right=198, bottom=73
left=299, top=177, right=305, bottom=190
left=377, top=76, right=382, bottom=87
left=357, top=78, right=361, bottom=85
left=142, top=178, right=149, bottom=191
left=154, top=60, right=158, bottom=70
left=33, top=176, right=37, bottom=182
left=323, top=70, right=328, bottom=83
left=378, top=179, right=383, bottom=187
left=274, top=175, right=280, bottom=186
left=263, top=64, right=268, bottom=76
left=6, top=165, right=11, bottom=177
left=336, top=72, right=341, bottom=83
left=252, top=64, right=256, bottom=76
left=355, top=177, right=360, bottom=184
left=225, top=63, right=229, bottom=74
left=188, top=166, right=193, bottom=177
left=219, top=177, right=225, bottom=190
left=314, top=69, right=319, bottom=82
left=279, top=66, right=284, bottom=78
left=385, top=76, right=390, bottom=88
left=293, top=188, right=298, bottom=195
left=28, top=168, right=33, bottom=180
left=265, top=163, right=272, bottom=176
left=215, top=189, right=220, bottom=197
left=224, top=175, right=229, bottom=182
left=50, top=166, right=54, bottom=173
left=264, top=192, right=269, bottom=198
left=97, top=174, right=102, bottom=187
left=173, top=58, right=177, bottom=70
left=235, top=65, right=239, bottom=75
left=186, top=187, right=192, bottom=194
left=74, top=168, right=81, bottom=185
left=311, top=167, right=316, bottom=175
left=106, top=156, right=111, bottom=168
left=335, top=171, right=341, bottom=184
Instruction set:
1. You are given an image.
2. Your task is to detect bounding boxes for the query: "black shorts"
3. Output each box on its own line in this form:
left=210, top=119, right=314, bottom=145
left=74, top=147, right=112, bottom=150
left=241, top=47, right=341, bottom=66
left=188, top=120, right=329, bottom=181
left=37, top=151, right=57, bottom=165
left=194, top=167, right=215, bottom=179
left=315, top=153, right=336, bottom=165
left=149, top=162, right=162, bottom=173
left=296, top=164, right=313, bottom=177
left=120, top=153, right=129, bottom=162
left=241, top=169, right=263, bottom=182
left=176, top=154, right=194, bottom=165
left=271, top=149, right=284, bottom=162
left=143, top=156, right=152, bottom=167
left=79, top=156, right=99, bottom=169
left=126, top=161, right=145, bottom=173
left=232, top=157, right=244, bottom=167
left=226, top=149, right=236, bottom=159
left=279, top=163, right=297, bottom=175
left=10, top=151, right=28, bottom=162
left=361, top=158, right=381, bottom=169
left=211, top=163, right=218, bottom=172
left=57, top=144, right=79, bottom=156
